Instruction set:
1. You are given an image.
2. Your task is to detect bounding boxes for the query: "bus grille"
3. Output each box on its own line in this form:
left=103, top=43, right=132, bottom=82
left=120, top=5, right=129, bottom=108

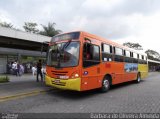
left=51, top=71, right=68, bottom=76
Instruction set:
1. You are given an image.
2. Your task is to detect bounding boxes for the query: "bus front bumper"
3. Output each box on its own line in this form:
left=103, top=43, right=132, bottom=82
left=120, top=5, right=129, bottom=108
left=45, top=75, right=81, bottom=91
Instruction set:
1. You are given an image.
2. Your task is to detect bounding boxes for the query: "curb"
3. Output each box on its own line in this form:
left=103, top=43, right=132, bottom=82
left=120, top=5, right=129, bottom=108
left=0, top=88, right=53, bottom=102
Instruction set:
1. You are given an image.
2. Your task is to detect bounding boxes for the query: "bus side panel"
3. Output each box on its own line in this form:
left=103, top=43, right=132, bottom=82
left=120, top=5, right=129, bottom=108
left=124, top=72, right=137, bottom=82
left=111, top=62, right=125, bottom=85
left=101, top=62, right=138, bottom=85
left=124, top=63, right=138, bottom=82
left=81, top=65, right=102, bottom=91
left=138, top=64, right=148, bottom=79
left=100, top=62, right=125, bottom=85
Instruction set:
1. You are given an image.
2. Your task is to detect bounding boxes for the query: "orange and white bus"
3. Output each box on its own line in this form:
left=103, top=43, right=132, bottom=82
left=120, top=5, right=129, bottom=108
left=45, top=31, right=148, bottom=92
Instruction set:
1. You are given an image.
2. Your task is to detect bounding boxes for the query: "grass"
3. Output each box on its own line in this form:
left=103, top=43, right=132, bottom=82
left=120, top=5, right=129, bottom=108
left=0, top=76, right=10, bottom=83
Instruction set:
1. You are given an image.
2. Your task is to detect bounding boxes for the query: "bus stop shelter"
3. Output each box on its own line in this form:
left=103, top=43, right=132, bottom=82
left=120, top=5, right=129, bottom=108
left=0, top=26, right=51, bottom=73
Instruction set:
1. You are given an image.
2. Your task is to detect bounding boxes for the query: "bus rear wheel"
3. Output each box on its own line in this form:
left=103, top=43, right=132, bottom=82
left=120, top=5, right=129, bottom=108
left=135, top=73, right=141, bottom=83
left=101, top=76, right=111, bottom=92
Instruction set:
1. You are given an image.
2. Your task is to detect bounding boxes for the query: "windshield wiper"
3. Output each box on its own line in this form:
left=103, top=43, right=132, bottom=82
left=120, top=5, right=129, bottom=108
left=56, top=40, right=72, bottom=68
left=61, top=40, right=72, bottom=52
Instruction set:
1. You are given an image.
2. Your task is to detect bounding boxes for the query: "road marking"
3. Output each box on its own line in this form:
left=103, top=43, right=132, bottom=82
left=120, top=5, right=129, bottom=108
left=0, top=89, right=53, bottom=102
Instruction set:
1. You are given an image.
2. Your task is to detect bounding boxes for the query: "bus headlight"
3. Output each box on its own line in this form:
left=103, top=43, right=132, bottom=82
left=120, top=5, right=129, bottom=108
left=71, top=71, right=79, bottom=79
left=74, top=73, right=79, bottom=78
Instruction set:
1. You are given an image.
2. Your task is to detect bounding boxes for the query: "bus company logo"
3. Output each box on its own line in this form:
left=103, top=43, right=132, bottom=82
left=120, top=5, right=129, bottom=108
left=83, top=71, right=88, bottom=75
left=125, top=63, right=138, bottom=72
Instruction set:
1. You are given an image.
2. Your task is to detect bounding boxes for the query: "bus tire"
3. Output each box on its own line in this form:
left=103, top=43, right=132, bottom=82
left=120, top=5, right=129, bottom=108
left=135, top=73, right=141, bottom=83
left=101, top=76, right=111, bottom=92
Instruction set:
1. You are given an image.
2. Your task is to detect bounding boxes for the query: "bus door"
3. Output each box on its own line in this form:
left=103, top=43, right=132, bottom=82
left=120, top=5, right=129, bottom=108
left=81, top=41, right=101, bottom=91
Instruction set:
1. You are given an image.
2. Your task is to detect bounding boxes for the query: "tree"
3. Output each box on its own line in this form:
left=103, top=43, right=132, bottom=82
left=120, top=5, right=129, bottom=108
left=39, top=22, right=62, bottom=37
left=123, top=42, right=143, bottom=50
left=23, top=22, right=39, bottom=33
left=0, top=21, right=13, bottom=28
left=145, top=49, right=160, bottom=61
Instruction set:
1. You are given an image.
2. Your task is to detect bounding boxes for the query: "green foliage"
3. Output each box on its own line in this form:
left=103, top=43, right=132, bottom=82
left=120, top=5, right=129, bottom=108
left=23, top=22, right=39, bottom=33
left=0, top=21, right=13, bottom=28
left=145, top=49, right=160, bottom=61
left=123, top=42, right=143, bottom=50
left=0, top=76, right=9, bottom=83
left=1, top=20, right=62, bottom=37
left=39, top=22, right=62, bottom=37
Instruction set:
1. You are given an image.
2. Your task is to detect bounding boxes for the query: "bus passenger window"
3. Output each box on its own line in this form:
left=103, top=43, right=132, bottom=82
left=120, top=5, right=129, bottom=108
left=83, top=43, right=92, bottom=60
left=83, top=43, right=100, bottom=67
left=102, top=43, right=113, bottom=62
left=93, top=45, right=100, bottom=61
left=114, top=55, right=124, bottom=62
left=114, top=47, right=124, bottom=62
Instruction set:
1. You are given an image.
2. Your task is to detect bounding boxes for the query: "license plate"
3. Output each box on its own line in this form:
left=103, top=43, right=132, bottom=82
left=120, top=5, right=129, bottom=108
left=54, top=79, right=60, bottom=83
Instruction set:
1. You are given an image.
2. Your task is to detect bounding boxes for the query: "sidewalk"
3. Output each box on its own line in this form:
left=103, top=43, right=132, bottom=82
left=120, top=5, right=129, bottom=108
left=0, top=74, right=52, bottom=99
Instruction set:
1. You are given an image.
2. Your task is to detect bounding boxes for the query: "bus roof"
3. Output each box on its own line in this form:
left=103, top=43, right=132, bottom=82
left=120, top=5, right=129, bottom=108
left=81, top=31, right=147, bottom=56
left=52, top=31, right=147, bottom=56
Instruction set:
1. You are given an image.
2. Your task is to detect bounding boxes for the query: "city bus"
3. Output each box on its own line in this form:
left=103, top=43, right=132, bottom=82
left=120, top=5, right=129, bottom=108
left=45, top=31, right=148, bottom=92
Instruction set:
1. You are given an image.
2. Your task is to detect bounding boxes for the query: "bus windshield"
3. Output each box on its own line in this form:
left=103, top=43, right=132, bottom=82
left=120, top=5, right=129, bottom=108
left=47, top=41, right=80, bottom=68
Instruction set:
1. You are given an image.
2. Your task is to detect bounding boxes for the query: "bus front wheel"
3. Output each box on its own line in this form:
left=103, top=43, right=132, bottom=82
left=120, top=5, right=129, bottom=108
left=101, top=76, right=111, bottom=92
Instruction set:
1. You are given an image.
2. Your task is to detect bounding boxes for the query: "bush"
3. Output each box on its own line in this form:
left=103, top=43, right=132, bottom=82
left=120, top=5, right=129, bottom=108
left=0, top=76, right=10, bottom=83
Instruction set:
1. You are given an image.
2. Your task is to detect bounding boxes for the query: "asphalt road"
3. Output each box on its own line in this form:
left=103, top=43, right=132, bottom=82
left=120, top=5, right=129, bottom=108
left=0, top=72, right=160, bottom=113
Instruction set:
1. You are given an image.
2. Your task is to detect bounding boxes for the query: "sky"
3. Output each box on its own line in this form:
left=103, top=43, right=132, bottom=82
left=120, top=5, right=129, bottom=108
left=0, top=0, right=160, bottom=53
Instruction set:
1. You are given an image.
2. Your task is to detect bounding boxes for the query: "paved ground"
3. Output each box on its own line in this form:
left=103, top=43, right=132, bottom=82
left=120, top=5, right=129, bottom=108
left=0, top=72, right=160, bottom=113
left=0, top=74, right=50, bottom=97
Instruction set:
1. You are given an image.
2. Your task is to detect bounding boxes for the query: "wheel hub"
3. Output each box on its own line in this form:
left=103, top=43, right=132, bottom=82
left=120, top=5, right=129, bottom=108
left=103, top=80, right=109, bottom=88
